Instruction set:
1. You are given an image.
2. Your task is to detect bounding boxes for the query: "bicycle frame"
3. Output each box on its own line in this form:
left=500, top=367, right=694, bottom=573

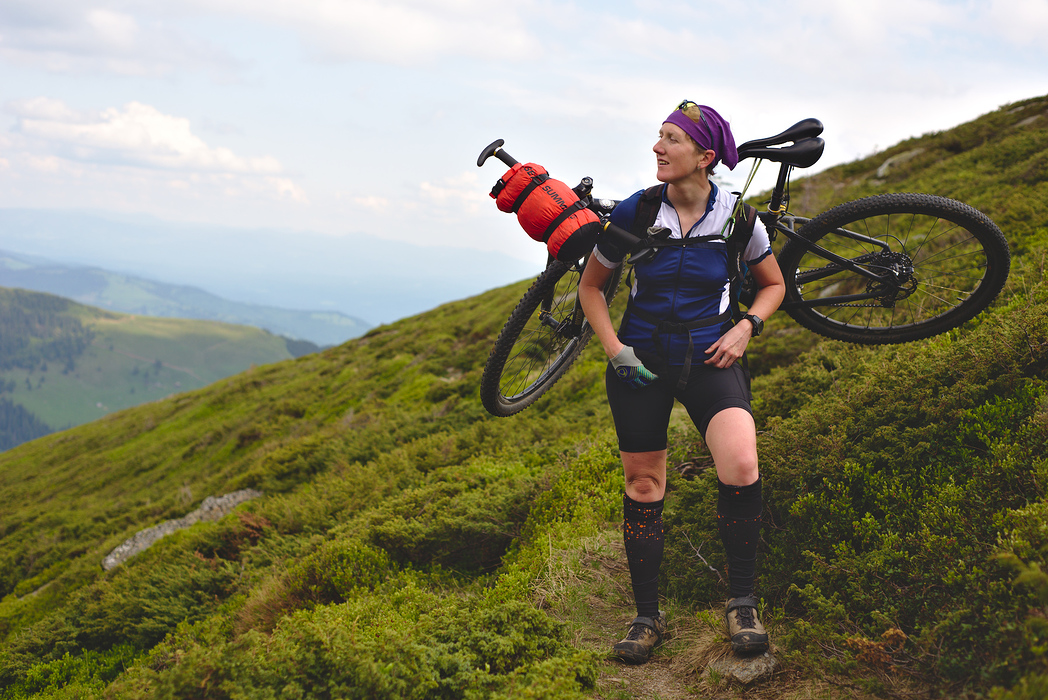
left=763, top=212, right=900, bottom=309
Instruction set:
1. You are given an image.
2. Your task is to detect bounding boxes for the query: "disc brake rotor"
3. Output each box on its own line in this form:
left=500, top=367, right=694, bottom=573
left=867, top=251, right=917, bottom=307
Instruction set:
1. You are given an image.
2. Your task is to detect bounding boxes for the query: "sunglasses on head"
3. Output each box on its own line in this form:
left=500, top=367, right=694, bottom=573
left=677, top=100, right=709, bottom=129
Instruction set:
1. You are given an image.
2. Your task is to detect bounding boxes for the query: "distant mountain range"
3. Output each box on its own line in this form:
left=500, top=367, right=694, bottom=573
left=0, top=208, right=544, bottom=327
left=0, top=249, right=371, bottom=346
left=0, top=286, right=310, bottom=451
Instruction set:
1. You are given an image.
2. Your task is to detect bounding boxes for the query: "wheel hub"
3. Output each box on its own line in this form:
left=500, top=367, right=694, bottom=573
left=867, top=251, right=917, bottom=306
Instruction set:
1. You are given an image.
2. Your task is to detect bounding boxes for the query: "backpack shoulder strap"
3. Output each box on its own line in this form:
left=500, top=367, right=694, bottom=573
left=730, top=202, right=757, bottom=251
left=726, top=201, right=758, bottom=322
left=630, top=184, right=666, bottom=237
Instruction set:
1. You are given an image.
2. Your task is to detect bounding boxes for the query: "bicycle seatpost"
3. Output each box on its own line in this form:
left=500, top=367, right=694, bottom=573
left=477, top=139, right=519, bottom=168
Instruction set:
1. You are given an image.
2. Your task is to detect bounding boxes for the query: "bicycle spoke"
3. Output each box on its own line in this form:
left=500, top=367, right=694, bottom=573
left=778, top=193, right=1009, bottom=344
left=481, top=257, right=622, bottom=416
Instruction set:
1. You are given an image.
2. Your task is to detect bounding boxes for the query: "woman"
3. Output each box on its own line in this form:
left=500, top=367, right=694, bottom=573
left=578, top=101, right=785, bottom=663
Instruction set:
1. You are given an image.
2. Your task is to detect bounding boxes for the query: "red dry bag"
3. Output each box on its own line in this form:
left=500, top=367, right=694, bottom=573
left=490, top=162, right=601, bottom=262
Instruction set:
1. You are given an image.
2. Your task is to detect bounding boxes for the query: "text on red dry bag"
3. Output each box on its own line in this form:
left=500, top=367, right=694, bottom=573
left=490, top=162, right=601, bottom=262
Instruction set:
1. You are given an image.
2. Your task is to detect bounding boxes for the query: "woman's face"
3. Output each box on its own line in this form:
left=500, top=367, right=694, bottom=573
left=654, top=122, right=711, bottom=183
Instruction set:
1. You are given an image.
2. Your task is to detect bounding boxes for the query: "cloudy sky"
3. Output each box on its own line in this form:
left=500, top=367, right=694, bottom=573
left=1, top=0, right=1046, bottom=315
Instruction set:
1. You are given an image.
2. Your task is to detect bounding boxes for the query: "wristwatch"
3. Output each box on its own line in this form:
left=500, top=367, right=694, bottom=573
left=743, top=313, right=764, bottom=337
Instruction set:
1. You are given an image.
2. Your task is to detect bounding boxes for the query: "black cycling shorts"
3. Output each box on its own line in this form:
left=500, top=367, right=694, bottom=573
left=605, top=358, right=752, bottom=453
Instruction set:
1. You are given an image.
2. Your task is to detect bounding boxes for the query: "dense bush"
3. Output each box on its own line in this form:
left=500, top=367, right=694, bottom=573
left=287, top=537, right=393, bottom=605
left=658, top=281, right=1048, bottom=694
left=107, top=584, right=597, bottom=700
left=358, top=460, right=543, bottom=572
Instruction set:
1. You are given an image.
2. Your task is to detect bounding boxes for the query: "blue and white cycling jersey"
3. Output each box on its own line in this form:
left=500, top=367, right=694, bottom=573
left=593, top=182, right=772, bottom=365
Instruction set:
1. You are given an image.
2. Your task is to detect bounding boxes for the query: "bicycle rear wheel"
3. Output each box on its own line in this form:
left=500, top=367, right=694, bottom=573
left=480, top=257, right=622, bottom=417
left=777, top=193, right=1010, bottom=344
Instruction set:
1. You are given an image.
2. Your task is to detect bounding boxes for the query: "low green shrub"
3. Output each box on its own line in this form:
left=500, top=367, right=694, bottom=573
left=655, top=279, right=1048, bottom=694
left=0, top=514, right=270, bottom=688
left=516, top=438, right=622, bottom=547
left=661, top=470, right=724, bottom=604
left=359, top=459, right=543, bottom=572
left=0, top=643, right=137, bottom=700
left=112, top=579, right=597, bottom=700
left=991, top=672, right=1048, bottom=700
left=286, top=537, right=393, bottom=605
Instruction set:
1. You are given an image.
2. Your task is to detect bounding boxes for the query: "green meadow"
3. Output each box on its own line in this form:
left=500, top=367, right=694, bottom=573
left=1, top=96, right=1047, bottom=699
left=0, top=290, right=299, bottom=443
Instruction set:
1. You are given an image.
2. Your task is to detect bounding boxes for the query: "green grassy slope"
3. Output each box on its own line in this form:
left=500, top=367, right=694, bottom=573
left=0, top=96, right=1047, bottom=699
left=0, top=287, right=297, bottom=441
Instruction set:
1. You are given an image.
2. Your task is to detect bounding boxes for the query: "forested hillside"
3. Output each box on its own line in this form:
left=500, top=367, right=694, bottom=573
left=0, top=400, right=52, bottom=452
left=0, top=288, right=313, bottom=450
left=0, top=96, right=1047, bottom=699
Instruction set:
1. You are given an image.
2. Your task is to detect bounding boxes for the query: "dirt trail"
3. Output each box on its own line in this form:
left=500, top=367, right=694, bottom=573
left=545, top=530, right=871, bottom=700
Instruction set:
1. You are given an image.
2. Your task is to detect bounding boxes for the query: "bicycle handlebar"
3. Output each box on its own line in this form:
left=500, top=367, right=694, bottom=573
left=477, top=139, right=518, bottom=168
left=599, top=220, right=665, bottom=265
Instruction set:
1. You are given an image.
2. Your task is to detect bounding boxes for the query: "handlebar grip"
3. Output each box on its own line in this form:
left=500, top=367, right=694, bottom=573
left=477, top=139, right=519, bottom=168
left=600, top=220, right=642, bottom=256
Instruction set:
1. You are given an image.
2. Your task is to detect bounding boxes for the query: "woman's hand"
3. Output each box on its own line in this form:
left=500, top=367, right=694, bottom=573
left=704, top=321, right=752, bottom=368
left=611, top=346, right=659, bottom=388
left=704, top=253, right=786, bottom=368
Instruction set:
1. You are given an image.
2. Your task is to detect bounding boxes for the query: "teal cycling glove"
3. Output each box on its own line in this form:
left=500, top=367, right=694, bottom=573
left=611, top=346, right=659, bottom=389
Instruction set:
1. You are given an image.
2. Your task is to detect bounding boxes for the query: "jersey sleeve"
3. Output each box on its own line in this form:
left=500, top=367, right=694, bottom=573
left=594, top=189, right=643, bottom=266
left=743, top=215, right=773, bottom=266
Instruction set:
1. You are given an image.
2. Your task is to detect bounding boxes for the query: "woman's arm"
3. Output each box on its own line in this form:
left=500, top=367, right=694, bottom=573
left=578, top=254, right=624, bottom=360
left=703, top=253, right=785, bottom=368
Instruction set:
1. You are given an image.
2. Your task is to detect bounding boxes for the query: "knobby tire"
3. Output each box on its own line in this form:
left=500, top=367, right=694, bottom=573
left=777, top=193, right=1010, bottom=344
left=480, top=258, right=621, bottom=417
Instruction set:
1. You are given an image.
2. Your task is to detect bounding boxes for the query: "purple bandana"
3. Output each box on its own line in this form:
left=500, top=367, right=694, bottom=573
left=664, top=103, right=739, bottom=170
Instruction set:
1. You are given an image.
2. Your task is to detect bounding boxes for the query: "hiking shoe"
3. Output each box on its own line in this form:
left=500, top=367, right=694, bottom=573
left=612, top=611, right=667, bottom=664
left=725, top=596, right=769, bottom=654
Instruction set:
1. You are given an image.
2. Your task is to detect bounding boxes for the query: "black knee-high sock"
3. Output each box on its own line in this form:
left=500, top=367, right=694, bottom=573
left=717, top=478, right=762, bottom=599
left=623, top=494, right=664, bottom=618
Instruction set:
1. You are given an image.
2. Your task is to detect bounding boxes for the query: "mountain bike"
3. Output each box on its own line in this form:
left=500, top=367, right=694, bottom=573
left=477, top=118, right=1011, bottom=417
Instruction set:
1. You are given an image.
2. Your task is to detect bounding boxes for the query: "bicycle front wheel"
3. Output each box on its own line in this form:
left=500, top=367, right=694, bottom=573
left=777, top=193, right=1010, bottom=344
left=480, top=258, right=621, bottom=417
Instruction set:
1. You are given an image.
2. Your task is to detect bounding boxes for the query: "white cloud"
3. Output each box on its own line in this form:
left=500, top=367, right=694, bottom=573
left=268, top=177, right=308, bottom=203
left=0, top=98, right=306, bottom=213
left=0, top=0, right=235, bottom=76
left=418, top=172, right=488, bottom=215
left=23, top=154, right=78, bottom=175
left=191, top=0, right=539, bottom=65
left=9, top=99, right=283, bottom=174
left=985, top=0, right=1048, bottom=45
left=0, top=0, right=1045, bottom=267
left=351, top=195, right=390, bottom=210
left=1, top=0, right=536, bottom=75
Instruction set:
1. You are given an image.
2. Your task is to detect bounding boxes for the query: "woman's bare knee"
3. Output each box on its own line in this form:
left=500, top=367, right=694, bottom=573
left=705, top=409, right=759, bottom=486
left=622, top=450, right=667, bottom=502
